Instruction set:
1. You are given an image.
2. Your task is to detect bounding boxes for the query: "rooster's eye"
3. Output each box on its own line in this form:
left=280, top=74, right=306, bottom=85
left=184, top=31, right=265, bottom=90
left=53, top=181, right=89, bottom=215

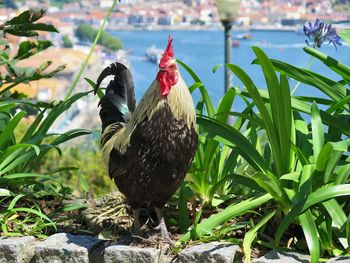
left=168, top=64, right=176, bottom=71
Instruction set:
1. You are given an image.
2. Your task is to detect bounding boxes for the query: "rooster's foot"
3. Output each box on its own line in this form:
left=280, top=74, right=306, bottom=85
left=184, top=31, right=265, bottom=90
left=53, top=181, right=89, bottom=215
left=155, top=207, right=176, bottom=247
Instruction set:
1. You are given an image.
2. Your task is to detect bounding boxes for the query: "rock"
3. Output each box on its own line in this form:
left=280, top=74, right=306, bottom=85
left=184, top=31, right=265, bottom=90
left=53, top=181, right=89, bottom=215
left=327, top=256, right=350, bottom=262
left=176, top=242, right=242, bottom=263
left=104, top=245, right=161, bottom=263
left=0, top=236, right=35, bottom=263
left=35, top=233, right=104, bottom=263
left=252, top=250, right=310, bottom=263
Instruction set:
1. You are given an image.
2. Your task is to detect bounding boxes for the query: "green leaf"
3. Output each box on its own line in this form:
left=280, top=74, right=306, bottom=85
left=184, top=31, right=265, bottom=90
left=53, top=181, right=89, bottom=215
left=2, top=173, right=53, bottom=180
left=242, top=88, right=350, bottom=136
left=178, top=194, right=272, bottom=243
left=322, top=199, right=348, bottom=249
left=275, top=165, right=315, bottom=245
left=335, top=164, right=350, bottom=185
left=78, top=173, right=89, bottom=192
left=14, top=40, right=53, bottom=60
left=8, top=194, right=25, bottom=210
left=0, top=110, right=25, bottom=149
left=304, top=46, right=350, bottom=84
left=10, top=207, right=53, bottom=224
left=197, top=116, right=270, bottom=173
left=311, top=101, right=324, bottom=162
left=212, top=63, right=223, bottom=73
left=265, top=59, right=346, bottom=100
left=303, top=184, right=350, bottom=212
left=226, top=62, right=283, bottom=175
left=243, top=211, right=276, bottom=263
left=316, top=143, right=333, bottom=172
left=0, top=102, right=16, bottom=112
left=6, top=9, right=46, bottom=25
left=327, top=95, right=350, bottom=114
left=215, top=88, right=235, bottom=123
left=85, top=77, right=104, bottom=99
left=339, top=29, right=350, bottom=45
left=299, top=210, right=320, bottom=263
left=3, top=9, right=59, bottom=37
left=58, top=203, right=87, bottom=212
left=178, top=183, right=191, bottom=233
left=251, top=171, right=288, bottom=207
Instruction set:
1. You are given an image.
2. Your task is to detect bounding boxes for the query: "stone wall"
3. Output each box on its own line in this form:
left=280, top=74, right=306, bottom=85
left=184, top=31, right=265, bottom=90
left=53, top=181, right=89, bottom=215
left=0, top=233, right=349, bottom=262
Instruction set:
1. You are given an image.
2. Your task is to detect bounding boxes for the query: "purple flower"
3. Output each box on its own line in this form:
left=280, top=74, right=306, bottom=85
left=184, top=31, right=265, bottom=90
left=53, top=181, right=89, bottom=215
left=303, top=18, right=342, bottom=50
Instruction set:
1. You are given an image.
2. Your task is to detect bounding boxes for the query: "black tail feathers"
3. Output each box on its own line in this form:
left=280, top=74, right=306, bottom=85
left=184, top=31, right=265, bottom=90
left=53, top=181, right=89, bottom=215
left=95, top=62, right=136, bottom=131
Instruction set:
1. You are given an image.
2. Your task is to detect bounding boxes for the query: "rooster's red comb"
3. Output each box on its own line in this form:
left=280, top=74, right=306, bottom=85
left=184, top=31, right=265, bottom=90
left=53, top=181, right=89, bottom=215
left=159, top=36, right=174, bottom=68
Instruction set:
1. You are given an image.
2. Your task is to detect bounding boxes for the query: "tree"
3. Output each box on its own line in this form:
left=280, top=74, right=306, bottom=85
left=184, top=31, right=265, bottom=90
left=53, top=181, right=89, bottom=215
left=62, top=35, right=73, bottom=48
left=75, top=24, right=122, bottom=50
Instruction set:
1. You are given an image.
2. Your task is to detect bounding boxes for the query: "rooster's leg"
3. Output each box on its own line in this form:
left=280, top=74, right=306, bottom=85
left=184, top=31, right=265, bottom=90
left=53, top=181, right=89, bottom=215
left=132, top=209, right=141, bottom=235
left=155, top=207, right=175, bottom=246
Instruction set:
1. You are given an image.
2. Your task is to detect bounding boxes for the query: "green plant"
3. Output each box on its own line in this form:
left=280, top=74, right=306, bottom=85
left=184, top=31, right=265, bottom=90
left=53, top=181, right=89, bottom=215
left=174, top=60, right=260, bottom=235
left=37, top=138, right=114, bottom=197
left=178, top=47, right=350, bottom=262
left=0, top=3, right=118, bottom=237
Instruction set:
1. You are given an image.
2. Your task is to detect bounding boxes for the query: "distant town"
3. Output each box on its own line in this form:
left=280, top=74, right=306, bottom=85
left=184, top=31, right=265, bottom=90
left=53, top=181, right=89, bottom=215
left=1, top=0, right=350, bottom=32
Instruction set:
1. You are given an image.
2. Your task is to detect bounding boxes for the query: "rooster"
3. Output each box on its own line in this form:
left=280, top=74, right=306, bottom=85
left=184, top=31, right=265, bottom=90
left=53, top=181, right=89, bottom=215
left=95, top=37, right=198, bottom=244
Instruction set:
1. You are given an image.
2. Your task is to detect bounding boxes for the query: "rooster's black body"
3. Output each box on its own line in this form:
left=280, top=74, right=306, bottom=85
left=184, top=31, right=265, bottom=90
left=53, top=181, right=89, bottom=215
left=96, top=38, right=197, bottom=244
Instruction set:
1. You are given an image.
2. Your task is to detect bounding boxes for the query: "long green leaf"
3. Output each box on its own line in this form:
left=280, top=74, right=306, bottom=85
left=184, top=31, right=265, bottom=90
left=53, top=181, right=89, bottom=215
left=299, top=209, right=320, bottom=263
left=267, top=59, right=346, bottom=101
left=178, top=194, right=272, bottom=243
left=0, top=111, right=25, bottom=149
left=7, top=194, right=25, bottom=210
left=226, top=63, right=282, bottom=176
left=197, top=116, right=270, bottom=173
left=311, top=102, right=324, bottom=161
left=302, top=185, right=350, bottom=212
left=179, top=67, right=215, bottom=116
left=242, top=89, right=350, bottom=136
left=243, top=210, right=276, bottom=263
left=275, top=165, right=315, bottom=245
left=323, top=199, right=348, bottom=249
left=303, top=46, right=350, bottom=83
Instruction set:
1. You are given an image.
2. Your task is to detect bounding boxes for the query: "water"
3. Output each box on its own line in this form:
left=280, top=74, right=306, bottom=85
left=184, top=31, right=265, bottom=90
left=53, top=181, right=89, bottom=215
left=110, top=30, right=350, bottom=109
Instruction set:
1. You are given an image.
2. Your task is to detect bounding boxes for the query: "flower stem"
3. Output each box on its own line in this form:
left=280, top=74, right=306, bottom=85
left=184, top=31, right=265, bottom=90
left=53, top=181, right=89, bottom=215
left=291, top=56, right=314, bottom=95
left=63, top=0, right=118, bottom=101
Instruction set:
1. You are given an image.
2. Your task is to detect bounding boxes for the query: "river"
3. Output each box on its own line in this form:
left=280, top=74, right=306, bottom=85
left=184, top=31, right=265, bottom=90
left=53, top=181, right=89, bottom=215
left=110, top=29, right=350, bottom=108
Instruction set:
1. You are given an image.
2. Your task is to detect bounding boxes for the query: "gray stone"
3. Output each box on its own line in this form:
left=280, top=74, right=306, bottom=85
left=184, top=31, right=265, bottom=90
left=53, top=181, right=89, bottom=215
left=252, top=250, right=310, bottom=263
left=0, top=236, right=35, bottom=263
left=35, top=233, right=103, bottom=263
left=327, top=256, right=350, bottom=262
left=176, top=242, right=242, bottom=263
left=104, top=244, right=161, bottom=263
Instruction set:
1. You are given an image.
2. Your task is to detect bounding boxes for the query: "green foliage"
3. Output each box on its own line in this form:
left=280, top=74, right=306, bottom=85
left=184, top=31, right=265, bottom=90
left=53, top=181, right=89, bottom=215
left=75, top=24, right=122, bottom=51
left=62, top=35, right=73, bottom=48
left=37, top=138, right=115, bottom=197
left=0, top=9, right=58, bottom=37
left=0, top=17, right=64, bottom=96
left=0, top=10, right=97, bottom=237
left=178, top=47, right=350, bottom=262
